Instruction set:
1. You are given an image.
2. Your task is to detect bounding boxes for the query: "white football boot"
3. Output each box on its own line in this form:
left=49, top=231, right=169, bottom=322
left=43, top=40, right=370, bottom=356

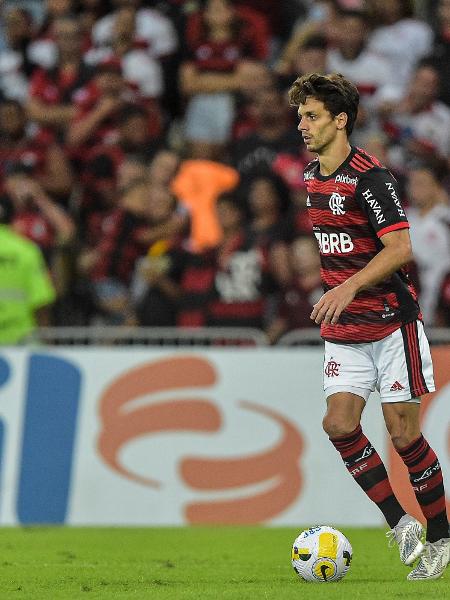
left=386, top=514, right=424, bottom=566
left=407, top=538, right=450, bottom=581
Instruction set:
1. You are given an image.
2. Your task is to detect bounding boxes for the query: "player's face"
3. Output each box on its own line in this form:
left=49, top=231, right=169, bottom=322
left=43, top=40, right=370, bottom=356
left=297, top=97, right=340, bottom=154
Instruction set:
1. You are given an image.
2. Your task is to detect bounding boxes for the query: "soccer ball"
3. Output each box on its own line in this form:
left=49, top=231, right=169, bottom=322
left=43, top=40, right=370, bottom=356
left=291, top=525, right=352, bottom=583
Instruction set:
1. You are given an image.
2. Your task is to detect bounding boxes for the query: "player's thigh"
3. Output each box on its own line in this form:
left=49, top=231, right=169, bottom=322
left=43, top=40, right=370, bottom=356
left=323, top=391, right=366, bottom=438
left=375, top=320, right=435, bottom=403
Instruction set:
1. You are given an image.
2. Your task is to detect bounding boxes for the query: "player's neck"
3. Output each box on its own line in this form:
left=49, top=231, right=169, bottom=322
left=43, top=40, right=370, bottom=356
left=318, top=139, right=352, bottom=177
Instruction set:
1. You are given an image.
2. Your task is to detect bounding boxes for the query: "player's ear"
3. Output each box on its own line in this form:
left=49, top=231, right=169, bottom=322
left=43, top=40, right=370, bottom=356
left=335, top=112, right=348, bottom=131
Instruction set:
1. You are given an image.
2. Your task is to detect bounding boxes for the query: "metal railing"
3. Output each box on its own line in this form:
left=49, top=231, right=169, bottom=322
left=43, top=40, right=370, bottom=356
left=36, top=326, right=270, bottom=346
left=33, top=325, right=450, bottom=347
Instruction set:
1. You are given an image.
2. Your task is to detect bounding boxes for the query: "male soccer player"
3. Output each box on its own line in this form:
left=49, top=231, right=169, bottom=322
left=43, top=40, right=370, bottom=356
left=288, top=72, right=449, bottom=580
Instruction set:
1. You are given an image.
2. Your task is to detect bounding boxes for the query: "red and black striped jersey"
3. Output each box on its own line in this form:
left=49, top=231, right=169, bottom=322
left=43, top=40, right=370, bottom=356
left=304, top=146, right=420, bottom=343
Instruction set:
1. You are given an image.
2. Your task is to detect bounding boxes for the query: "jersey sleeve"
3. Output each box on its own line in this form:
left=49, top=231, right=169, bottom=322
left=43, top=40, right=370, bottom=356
left=355, top=167, right=409, bottom=238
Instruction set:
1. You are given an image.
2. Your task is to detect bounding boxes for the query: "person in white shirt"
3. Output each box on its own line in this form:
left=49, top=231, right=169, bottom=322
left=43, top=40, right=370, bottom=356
left=367, top=0, right=433, bottom=92
left=379, top=61, right=450, bottom=173
left=91, top=0, right=177, bottom=60
left=406, top=164, right=450, bottom=325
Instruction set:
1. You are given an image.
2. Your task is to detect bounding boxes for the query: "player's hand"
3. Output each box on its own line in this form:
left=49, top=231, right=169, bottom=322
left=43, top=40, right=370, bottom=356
left=310, top=282, right=357, bottom=325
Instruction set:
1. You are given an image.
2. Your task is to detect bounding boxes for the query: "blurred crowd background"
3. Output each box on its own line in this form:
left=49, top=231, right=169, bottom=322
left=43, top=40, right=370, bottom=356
left=1, top=0, right=450, bottom=344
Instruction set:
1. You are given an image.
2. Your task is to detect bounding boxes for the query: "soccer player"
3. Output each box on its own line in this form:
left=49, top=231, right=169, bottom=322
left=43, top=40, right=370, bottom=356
left=288, top=72, right=450, bottom=580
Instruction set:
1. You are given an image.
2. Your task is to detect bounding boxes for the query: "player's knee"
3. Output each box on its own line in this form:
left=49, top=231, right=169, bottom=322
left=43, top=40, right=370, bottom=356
left=322, top=413, right=358, bottom=439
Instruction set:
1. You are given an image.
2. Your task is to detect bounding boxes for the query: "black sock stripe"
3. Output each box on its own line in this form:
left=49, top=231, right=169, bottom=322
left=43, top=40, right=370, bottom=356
left=414, top=483, right=445, bottom=506
left=399, top=434, right=424, bottom=459
left=353, top=464, right=388, bottom=492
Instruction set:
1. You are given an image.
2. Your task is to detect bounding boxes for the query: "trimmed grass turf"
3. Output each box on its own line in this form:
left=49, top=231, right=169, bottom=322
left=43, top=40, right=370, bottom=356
left=0, top=527, right=449, bottom=599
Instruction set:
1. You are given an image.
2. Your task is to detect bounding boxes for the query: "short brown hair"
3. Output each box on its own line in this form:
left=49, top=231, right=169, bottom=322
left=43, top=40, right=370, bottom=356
left=288, top=73, right=359, bottom=135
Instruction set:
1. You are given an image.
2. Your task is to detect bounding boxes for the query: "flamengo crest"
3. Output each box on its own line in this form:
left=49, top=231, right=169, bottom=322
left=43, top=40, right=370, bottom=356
left=329, top=192, right=346, bottom=215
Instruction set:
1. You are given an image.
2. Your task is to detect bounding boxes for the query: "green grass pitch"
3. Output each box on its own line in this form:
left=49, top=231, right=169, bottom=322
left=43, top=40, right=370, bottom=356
left=0, top=527, right=448, bottom=599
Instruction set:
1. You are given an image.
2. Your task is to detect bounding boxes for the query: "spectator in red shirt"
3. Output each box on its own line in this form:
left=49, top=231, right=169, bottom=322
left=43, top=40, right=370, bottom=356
left=66, top=59, right=162, bottom=159
left=131, top=185, right=191, bottom=327
left=77, top=178, right=150, bottom=324
left=267, top=236, right=322, bottom=343
left=81, top=103, right=162, bottom=190
left=27, top=14, right=94, bottom=136
left=245, top=173, right=291, bottom=287
left=180, top=0, right=269, bottom=160
left=3, top=169, right=75, bottom=268
left=0, top=99, right=73, bottom=200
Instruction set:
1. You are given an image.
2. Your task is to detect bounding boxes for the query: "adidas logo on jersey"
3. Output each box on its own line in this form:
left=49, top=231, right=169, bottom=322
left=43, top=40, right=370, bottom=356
left=390, top=381, right=405, bottom=392
left=335, top=174, right=358, bottom=185
left=306, top=196, right=311, bottom=207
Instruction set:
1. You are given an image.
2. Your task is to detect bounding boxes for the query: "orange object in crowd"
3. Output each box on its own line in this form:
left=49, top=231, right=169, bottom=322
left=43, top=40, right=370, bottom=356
left=171, top=160, right=239, bottom=252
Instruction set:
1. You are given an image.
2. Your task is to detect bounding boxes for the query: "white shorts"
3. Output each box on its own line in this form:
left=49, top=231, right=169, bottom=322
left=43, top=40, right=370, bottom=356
left=323, top=320, right=435, bottom=403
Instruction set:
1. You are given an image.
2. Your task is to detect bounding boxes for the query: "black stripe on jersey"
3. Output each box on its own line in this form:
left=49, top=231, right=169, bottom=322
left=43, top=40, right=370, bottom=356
left=321, top=253, right=378, bottom=271
left=310, top=196, right=359, bottom=211
left=337, top=311, right=397, bottom=325
left=315, top=223, right=372, bottom=237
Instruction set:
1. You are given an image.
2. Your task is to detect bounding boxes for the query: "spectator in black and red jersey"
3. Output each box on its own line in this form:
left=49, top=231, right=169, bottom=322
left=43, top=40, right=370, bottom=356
left=27, top=14, right=94, bottom=137
left=81, top=103, right=161, bottom=194
left=77, top=178, right=150, bottom=324
left=78, top=153, right=119, bottom=245
left=245, top=173, right=291, bottom=287
left=66, top=58, right=162, bottom=164
left=231, top=83, right=307, bottom=194
left=131, top=185, right=191, bottom=327
left=0, top=6, right=36, bottom=101
left=3, top=168, right=75, bottom=269
left=179, top=0, right=269, bottom=160
left=0, top=99, right=73, bottom=200
left=206, top=192, right=278, bottom=329
left=267, top=236, right=323, bottom=343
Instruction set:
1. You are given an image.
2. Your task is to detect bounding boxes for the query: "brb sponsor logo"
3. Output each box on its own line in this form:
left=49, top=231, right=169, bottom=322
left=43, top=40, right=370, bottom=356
left=0, top=353, right=304, bottom=525
left=314, top=231, right=354, bottom=254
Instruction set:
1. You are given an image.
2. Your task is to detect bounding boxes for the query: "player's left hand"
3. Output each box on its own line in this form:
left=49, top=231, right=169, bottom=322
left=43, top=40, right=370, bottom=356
left=310, top=282, right=357, bottom=325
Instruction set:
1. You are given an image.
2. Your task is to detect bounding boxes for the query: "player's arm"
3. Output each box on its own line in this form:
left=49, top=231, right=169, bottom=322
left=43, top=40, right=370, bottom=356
left=312, top=168, right=412, bottom=325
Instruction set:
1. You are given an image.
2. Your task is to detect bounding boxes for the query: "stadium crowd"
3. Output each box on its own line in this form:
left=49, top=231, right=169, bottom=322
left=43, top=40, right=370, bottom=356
left=1, top=0, right=450, bottom=343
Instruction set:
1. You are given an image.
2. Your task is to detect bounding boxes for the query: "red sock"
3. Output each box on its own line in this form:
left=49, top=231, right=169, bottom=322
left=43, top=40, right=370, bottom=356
left=331, top=425, right=405, bottom=528
left=397, top=434, right=449, bottom=542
